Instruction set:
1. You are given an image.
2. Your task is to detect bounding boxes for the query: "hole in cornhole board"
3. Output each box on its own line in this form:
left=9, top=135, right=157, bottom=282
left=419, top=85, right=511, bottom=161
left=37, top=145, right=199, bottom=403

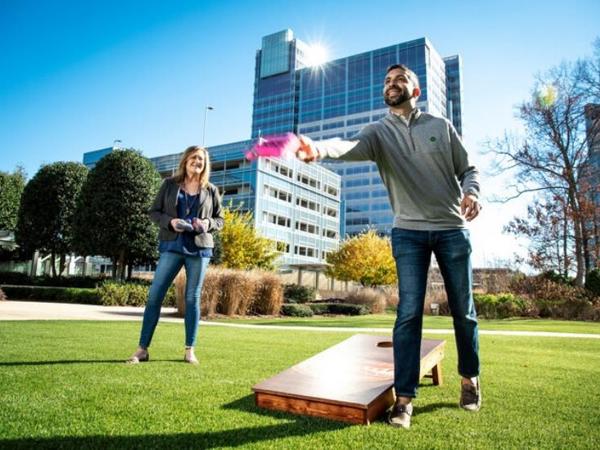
left=253, top=334, right=445, bottom=425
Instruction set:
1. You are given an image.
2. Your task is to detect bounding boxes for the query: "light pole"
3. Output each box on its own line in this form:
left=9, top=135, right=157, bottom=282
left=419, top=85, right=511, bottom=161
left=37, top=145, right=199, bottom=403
left=202, top=105, right=214, bottom=146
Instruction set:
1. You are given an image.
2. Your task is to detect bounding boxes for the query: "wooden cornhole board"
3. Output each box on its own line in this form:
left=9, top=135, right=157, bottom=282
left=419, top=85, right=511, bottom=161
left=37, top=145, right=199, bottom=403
left=252, top=334, right=445, bottom=425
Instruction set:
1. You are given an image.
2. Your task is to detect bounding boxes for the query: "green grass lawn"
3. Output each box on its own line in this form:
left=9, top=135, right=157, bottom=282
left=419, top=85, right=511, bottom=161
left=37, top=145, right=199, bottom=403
left=212, top=313, right=600, bottom=334
left=1, top=321, right=599, bottom=449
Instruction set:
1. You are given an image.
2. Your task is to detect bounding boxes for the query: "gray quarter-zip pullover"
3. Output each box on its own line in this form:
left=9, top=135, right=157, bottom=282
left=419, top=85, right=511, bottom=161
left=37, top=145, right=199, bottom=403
left=315, top=109, right=480, bottom=231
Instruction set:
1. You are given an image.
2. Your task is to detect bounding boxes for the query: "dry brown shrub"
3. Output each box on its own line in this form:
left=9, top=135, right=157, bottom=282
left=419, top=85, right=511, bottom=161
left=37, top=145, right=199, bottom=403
left=173, top=268, right=187, bottom=317
left=201, top=268, right=225, bottom=317
left=424, top=286, right=450, bottom=315
left=219, top=270, right=258, bottom=315
left=252, top=271, right=284, bottom=315
left=345, top=288, right=387, bottom=314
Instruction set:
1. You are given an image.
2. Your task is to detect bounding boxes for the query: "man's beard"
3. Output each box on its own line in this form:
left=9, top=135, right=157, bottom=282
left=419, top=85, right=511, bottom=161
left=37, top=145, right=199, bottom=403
left=384, top=88, right=411, bottom=107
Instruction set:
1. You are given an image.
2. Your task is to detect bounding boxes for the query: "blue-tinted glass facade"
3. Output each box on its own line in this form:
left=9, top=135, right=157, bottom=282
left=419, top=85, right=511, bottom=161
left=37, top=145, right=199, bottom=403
left=82, top=147, right=114, bottom=169
left=251, top=30, right=308, bottom=138
left=444, top=55, right=463, bottom=136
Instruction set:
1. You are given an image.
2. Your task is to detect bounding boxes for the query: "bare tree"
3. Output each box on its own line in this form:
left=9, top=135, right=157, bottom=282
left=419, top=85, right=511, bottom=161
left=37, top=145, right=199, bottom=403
left=488, top=43, right=600, bottom=286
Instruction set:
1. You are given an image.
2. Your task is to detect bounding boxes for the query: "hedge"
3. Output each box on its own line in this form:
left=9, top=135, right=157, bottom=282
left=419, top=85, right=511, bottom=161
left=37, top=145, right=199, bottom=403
left=283, top=284, right=316, bottom=304
left=98, top=281, right=175, bottom=307
left=281, top=304, right=314, bottom=317
left=2, top=286, right=101, bottom=304
left=308, top=302, right=369, bottom=316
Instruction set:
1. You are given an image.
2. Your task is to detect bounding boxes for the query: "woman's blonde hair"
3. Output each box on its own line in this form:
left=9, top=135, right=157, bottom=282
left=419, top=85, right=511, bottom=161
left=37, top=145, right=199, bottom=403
left=174, top=145, right=211, bottom=187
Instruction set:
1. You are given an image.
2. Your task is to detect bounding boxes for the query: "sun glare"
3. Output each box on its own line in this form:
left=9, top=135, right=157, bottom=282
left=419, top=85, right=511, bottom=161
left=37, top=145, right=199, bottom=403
left=306, top=43, right=328, bottom=68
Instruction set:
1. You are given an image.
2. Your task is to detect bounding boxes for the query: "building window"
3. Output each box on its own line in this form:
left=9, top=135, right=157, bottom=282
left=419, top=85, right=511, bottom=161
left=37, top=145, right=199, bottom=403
left=295, top=221, right=319, bottom=235
left=294, top=245, right=317, bottom=258
left=324, top=206, right=338, bottom=218
left=263, top=212, right=291, bottom=228
left=297, top=173, right=320, bottom=189
left=324, top=184, right=339, bottom=196
left=265, top=159, right=293, bottom=179
left=296, top=197, right=320, bottom=212
left=264, top=185, right=292, bottom=203
left=323, top=229, right=338, bottom=239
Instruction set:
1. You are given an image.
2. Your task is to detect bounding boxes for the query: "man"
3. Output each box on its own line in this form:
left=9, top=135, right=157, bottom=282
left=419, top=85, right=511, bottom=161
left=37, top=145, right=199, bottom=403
left=295, top=64, right=482, bottom=429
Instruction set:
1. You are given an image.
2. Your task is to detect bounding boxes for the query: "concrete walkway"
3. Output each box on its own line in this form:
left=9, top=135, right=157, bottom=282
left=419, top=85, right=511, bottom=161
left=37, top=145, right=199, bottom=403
left=1, top=300, right=599, bottom=339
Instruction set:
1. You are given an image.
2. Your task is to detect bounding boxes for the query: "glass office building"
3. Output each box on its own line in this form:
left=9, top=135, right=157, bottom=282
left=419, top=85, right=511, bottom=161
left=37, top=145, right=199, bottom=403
left=150, top=140, right=341, bottom=266
left=254, top=35, right=463, bottom=236
left=444, top=55, right=463, bottom=136
left=251, top=30, right=311, bottom=138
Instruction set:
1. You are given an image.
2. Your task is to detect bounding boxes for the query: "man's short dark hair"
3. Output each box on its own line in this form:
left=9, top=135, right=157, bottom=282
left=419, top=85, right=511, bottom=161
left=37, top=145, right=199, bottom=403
left=386, top=64, right=420, bottom=88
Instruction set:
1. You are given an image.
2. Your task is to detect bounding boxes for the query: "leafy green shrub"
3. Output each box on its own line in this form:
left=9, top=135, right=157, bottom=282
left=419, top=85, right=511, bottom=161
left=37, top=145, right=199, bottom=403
left=2, top=286, right=100, bottom=304
left=283, top=284, right=316, bottom=304
left=97, top=281, right=175, bottom=307
left=308, top=302, right=369, bottom=316
left=281, top=304, right=313, bottom=317
left=585, top=269, right=600, bottom=297
left=345, top=288, right=387, bottom=313
left=0, top=272, right=111, bottom=288
left=474, top=293, right=527, bottom=319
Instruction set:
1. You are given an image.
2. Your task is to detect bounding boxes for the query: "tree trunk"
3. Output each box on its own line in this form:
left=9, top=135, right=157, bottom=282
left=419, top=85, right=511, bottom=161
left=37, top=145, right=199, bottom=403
left=562, top=206, right=569, bottom=277
left=118, top=250, right=126, bottom=281
left=111, top=257, right=117, bottom=279
left=572, top=216, right=586, bottom=287
left=50, top=252, right=57, bottom=278
left=59, top=254, right=66, bottom=276
left=127, top=261, right=133, bottom=281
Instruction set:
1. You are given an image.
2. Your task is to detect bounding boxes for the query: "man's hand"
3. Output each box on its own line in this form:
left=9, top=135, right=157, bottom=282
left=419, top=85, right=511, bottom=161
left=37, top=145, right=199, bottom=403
left=296, top=135, right=319, bottom=163
left=460, top=194, right=481, bottom=222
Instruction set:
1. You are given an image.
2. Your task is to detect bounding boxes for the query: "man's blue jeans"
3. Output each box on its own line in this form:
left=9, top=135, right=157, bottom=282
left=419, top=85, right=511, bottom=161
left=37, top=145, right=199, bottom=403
left=139, top=251, right=210, bottom=349
left=391, top=228, right=480, bottom=398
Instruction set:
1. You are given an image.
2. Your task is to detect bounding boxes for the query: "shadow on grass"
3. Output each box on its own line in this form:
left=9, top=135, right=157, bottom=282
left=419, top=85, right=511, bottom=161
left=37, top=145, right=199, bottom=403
left=0, top=395, right=351, bottom=449
left=0, top=358, right=192, bottom=366
left=0, top=359, right=126, bottom=366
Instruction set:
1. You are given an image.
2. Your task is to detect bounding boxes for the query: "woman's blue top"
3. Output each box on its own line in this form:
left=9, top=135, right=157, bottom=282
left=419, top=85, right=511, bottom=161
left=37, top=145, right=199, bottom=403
left=158, top=190, right=213, bottom=257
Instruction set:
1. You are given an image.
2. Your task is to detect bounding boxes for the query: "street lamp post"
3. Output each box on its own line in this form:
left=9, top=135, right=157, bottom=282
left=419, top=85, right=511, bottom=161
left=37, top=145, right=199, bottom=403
left=202, top=105, right=214, bottom=146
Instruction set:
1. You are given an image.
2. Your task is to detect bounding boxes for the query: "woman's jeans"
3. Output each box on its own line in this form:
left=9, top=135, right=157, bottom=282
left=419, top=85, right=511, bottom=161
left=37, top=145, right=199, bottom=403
left=391, top=228, right=480, bottom=398
left=139, top=251, right=210, bottom=349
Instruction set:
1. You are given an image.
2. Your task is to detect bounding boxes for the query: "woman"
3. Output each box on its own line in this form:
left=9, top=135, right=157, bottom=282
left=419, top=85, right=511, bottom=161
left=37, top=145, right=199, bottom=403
left=128, top=145, right=224, bottom=365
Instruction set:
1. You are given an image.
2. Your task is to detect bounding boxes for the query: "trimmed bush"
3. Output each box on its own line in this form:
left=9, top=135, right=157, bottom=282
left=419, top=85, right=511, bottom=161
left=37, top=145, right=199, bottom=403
left=0, top=272, right=112, bottom=288
left=252, top=272, right=284, bottom=315
left=308, top=302, right=369, bottom=316
left=474, top=293, right=527, bottom=319
left=345, top=288, right=387, bottom=313
left=281, top=303, right=313, bottom=317
left=585, top=269, right=600, bottom=297
left=284, top=284, right=316, bottom=304
left=2, top=286, right=100, bottom=304
left=97, top=281, right=175, bottom=307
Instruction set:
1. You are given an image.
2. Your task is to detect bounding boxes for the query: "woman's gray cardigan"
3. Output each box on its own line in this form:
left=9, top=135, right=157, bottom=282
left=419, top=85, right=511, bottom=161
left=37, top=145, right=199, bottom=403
left=149, top=177, right=224, bottom=248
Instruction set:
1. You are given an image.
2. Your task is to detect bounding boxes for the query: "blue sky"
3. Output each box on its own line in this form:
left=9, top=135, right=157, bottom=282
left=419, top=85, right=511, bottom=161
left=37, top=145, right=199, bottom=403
left=1, top=0, right=599, bottom=267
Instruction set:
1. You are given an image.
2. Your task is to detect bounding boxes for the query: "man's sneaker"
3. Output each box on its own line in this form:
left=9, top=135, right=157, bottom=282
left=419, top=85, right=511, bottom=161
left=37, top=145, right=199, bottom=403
left=387, top=401, right=413, bottom=429
left=460, top=378, right=481, bottom=411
